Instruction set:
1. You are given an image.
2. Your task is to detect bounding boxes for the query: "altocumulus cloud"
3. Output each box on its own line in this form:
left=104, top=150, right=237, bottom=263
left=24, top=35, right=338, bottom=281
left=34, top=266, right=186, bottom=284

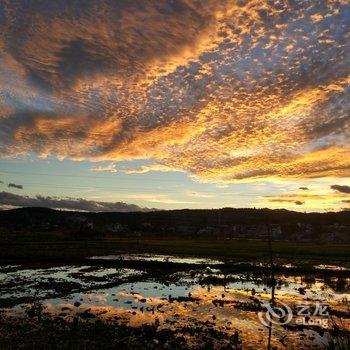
left=0, top=192, right=151, bottom=212
left=0, top=0, right=349, bottom=182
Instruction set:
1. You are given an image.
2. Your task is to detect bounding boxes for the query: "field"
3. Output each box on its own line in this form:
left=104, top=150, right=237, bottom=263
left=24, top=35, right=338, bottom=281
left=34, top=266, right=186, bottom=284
left=1, top=231, right=350, bottom=264
left=1, top=232, right=349, bottom=349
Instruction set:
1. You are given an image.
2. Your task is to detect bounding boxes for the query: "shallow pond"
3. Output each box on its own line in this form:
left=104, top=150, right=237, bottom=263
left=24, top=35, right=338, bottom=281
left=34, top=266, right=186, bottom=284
left=1, top=255, right=349, bottom=349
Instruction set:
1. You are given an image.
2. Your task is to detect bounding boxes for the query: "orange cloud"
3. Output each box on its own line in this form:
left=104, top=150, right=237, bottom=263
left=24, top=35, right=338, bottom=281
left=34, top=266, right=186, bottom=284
left=0, top=0, right=349, bottom=183
left=90, top=163, right=118, bottom=173
left=262, top=188, right=350, bottom=210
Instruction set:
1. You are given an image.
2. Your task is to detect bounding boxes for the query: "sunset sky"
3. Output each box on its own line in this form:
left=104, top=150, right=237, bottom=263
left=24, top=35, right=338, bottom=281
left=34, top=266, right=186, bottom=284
left=0, top=0, right=349, bottom=212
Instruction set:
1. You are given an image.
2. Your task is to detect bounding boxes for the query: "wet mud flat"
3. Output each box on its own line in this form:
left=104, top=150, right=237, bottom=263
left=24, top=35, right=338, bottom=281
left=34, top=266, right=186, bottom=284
left=0, top=254, right=349, bottom=349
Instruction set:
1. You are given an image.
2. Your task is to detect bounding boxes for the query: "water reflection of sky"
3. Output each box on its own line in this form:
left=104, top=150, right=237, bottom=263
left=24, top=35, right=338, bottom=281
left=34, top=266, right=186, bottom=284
left=18, top=281, right=345, bottom=349
left=88, top=253, right=224, bottom=265
left=1, top=258, right=349, bottom=349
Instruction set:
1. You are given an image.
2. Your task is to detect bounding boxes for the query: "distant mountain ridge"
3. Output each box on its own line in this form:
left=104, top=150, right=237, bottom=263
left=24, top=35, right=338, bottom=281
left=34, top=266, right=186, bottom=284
left=0, top=206, right=349, bottom=227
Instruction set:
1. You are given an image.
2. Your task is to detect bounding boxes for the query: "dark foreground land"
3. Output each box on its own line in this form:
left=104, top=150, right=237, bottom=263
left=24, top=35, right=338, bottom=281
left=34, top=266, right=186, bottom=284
left=1, top=235, right=350, bottom=265
left=0, top=316, right=239, bottom=350
left=1, top=315, right=347, bottom=350
left=0, top=255, right=349, bottom=350
left=1, top=233, right=350, bottom=350
left=1, top=208, right=349, bottom=349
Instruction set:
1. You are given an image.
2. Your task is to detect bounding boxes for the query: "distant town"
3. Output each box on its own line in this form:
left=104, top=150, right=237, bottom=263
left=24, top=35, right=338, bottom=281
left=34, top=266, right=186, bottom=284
left=1, top=207, right=349, bottom=243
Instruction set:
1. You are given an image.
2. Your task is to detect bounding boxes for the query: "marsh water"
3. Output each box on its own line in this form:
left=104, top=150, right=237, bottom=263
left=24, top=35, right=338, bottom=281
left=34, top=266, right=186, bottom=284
left=1, top=254, right=349, bottom=349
